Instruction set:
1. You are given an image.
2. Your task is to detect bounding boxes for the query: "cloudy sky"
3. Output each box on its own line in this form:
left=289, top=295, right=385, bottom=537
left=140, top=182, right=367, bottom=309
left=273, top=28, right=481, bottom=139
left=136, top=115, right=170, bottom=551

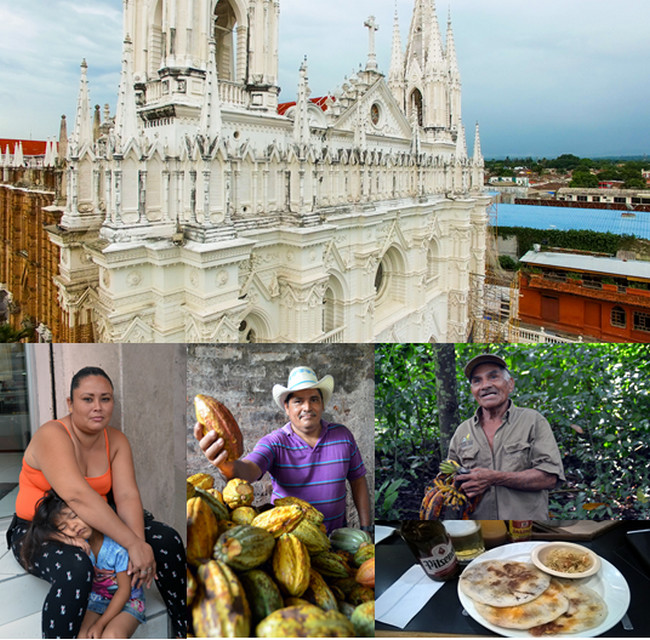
left=1, top=0, right=648, bottom=159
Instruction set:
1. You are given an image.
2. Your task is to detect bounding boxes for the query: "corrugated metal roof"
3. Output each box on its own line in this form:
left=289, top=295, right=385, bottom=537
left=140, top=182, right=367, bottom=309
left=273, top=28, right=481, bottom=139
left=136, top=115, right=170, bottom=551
left=493, top=203, right=650, bottom=240
left=520, top=250, right=650, bottom=280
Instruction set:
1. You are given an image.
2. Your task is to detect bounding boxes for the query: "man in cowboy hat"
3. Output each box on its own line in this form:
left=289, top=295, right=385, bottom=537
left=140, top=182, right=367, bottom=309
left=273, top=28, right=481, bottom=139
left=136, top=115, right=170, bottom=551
left=447, top=354, right=565, bottom=520
left=194, top=366, right=371, bottom=533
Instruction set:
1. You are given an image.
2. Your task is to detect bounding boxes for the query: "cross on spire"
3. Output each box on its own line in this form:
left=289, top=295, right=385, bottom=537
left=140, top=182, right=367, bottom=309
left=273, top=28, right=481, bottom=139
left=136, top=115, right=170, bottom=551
left=364, top=15, right=379, bottom=71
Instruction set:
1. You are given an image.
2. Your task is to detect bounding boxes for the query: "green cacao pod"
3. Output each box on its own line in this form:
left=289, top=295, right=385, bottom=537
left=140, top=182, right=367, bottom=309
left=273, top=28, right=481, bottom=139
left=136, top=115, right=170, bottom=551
left=310, top=551, right=351, bottom=578
left=193, top=559, right=251, bottom=637
left=213, top=524, right=276, bottom=571
left=290, top=517, right=330, bottom=555
left=353, top=542, right=375, bottom=567
left=351, top=600, right=375, bottom=637
left=303, top=568, right=338, bottom=611
left=195, top=486, right=230, bottom=521
left=329, top=527, right=372, bottom=555
left=239, top=569, right=284, bottom=626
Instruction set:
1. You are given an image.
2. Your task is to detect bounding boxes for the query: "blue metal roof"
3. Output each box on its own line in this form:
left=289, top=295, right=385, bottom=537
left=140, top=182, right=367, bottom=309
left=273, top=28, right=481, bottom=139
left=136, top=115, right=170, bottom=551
left=492, top=203, right=650, bottom=240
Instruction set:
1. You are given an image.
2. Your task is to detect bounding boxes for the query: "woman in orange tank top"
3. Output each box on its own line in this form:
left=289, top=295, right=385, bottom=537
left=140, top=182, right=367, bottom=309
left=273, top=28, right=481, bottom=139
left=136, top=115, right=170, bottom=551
left=6, top=366, right=186, bottom=638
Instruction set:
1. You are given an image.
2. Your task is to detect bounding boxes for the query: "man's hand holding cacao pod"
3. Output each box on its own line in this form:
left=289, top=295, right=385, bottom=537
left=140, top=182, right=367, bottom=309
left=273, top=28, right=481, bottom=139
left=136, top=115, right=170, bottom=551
left=193, top=395, right=245, bottom=480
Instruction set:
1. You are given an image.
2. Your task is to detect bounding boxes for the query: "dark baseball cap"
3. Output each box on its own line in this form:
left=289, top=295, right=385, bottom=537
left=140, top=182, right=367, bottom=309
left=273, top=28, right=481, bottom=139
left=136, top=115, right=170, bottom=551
left=464, top=354, right=508, bottom=380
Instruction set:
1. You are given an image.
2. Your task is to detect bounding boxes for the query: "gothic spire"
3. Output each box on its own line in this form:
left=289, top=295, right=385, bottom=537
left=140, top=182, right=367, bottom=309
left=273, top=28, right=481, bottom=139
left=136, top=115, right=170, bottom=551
left=445, top=9, right=460, bottom=80
left=425, top=0, right=444, bottom=75
left=58, top=115, right=68, bottom=163
left=200, top=40, right=223, bottom=142
left=473, top=122, right=484, bottom=166
left=71, top=59, right=92, bottom=152
left=388, top=6, right=403, bottom=87
left=456, top=121, right=468, bottom=160
left=293, top=58, right=311, bottom=146
left=113, top=36, right=139, bottom=151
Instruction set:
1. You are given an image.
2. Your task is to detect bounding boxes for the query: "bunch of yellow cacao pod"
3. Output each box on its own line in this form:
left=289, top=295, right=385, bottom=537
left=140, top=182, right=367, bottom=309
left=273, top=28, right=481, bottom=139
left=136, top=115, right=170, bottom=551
left=187, top=473, right=375, bottom=637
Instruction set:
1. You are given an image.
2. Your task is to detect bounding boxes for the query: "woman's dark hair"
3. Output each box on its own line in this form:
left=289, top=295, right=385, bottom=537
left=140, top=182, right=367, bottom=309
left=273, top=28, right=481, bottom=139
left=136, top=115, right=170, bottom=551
left=69, top=366, right=114, bottom=400
left=20, top=490, right=70, bottom=570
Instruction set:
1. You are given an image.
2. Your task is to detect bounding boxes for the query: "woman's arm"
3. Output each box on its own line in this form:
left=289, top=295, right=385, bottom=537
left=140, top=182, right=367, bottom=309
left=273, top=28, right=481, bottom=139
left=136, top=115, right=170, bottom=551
left=106, top=428, right=157, bottom=588
left=108, top=428, right=145, bottom=539
left=85, top=570, right=133, bottom=639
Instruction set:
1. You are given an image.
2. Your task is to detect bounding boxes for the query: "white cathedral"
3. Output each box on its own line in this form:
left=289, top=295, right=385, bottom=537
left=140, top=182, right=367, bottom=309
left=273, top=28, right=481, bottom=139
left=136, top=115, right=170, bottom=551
left=48, top=0, right=489, bottom=343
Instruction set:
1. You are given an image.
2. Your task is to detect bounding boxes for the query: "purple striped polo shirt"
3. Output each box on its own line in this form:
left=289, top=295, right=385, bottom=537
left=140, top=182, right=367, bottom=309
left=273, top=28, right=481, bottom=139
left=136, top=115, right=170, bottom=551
left=245, top=420, right=366, bottom=532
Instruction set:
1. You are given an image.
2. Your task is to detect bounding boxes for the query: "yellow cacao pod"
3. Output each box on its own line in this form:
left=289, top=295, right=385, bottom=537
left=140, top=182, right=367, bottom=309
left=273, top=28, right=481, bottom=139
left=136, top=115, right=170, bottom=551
left=194, top=394, right=244, bottom=461
left=187, top=567, right=197, bottom=607
left=273, top=496, right=325, bottom=526
left=255, top=605, right=355, bottom=638
left=251, top=505, right=303, bottom=537
left=231, top=506, right=257, bottom=525
left=222, top=478, right=255, bottom=509
left=186, top=496, right=219, bottom=566
left=272, top=533, right=311, bottom=597
left=193, top=559, right=251, bottom=637
left=187, top=472, right=214, bottom=499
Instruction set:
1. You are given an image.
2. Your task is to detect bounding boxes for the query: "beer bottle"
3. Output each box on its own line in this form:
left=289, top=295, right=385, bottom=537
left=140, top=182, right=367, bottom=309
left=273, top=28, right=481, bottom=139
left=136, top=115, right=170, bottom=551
left=400, top=520, right=459, bottom=581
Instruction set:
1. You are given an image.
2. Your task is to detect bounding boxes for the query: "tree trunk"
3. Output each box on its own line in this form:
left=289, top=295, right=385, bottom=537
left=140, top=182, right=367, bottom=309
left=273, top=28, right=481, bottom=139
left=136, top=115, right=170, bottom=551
left=433, top=344, right=459, bottom=457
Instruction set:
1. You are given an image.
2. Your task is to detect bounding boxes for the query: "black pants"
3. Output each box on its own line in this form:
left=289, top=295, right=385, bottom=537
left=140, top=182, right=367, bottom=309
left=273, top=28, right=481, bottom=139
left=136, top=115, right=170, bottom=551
left=7, top=514, right=187, bottom=639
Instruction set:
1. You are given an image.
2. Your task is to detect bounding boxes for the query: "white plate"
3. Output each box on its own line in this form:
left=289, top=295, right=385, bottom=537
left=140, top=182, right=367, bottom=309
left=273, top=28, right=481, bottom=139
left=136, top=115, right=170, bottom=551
left=375, top=525, right=397, bottom=544
left=457, top=541, right=630, bottom=637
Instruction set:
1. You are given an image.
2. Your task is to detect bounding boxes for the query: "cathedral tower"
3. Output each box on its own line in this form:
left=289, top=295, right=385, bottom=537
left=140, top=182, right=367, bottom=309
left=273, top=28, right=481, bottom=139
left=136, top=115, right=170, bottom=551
left=390, top=0, right=463, bottom=141
left=126, top=0, right=280, bottom=118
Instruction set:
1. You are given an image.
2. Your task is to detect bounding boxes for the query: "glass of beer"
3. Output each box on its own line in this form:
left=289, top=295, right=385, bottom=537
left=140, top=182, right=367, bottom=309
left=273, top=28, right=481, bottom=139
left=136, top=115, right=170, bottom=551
left=442, top=520, right=485, bottom=564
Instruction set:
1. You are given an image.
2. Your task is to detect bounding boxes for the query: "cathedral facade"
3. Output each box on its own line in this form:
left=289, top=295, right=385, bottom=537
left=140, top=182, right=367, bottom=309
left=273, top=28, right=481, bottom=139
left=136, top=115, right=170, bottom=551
left=48, top=0, right=488, bottom=343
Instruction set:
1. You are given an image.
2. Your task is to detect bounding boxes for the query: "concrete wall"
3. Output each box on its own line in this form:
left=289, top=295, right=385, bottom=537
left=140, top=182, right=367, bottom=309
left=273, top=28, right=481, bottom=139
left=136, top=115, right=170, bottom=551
left=186, top=343, right=375, bottom=527
left=25, top=344, right=186, bottom=540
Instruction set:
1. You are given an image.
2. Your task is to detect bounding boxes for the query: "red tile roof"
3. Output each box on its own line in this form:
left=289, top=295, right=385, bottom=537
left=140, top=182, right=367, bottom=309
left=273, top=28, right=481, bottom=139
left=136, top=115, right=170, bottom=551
left=277, top=96, right=332, bottom=116
left=0, top=138, right=49, bottom=156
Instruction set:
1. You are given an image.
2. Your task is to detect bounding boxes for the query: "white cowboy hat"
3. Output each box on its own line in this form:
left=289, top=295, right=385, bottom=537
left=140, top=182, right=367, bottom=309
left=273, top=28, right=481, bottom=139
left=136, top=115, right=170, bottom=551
left=272, top=366, right=334, bottom=410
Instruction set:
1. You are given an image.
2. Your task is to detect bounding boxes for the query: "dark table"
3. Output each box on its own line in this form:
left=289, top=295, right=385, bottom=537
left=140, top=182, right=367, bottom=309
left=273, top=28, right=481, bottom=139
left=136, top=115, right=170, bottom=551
left=376, top=521, right=650, bottom=637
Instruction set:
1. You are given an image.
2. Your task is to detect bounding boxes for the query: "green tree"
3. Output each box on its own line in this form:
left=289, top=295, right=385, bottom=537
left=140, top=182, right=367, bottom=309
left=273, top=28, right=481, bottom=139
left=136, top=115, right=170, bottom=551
left=569, top=170, right=599, bottom=188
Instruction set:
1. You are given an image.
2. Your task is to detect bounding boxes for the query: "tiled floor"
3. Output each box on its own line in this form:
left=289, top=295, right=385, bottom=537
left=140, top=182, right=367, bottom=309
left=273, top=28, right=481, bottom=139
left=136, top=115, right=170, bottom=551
left=0, top=453, right=170, bottom=638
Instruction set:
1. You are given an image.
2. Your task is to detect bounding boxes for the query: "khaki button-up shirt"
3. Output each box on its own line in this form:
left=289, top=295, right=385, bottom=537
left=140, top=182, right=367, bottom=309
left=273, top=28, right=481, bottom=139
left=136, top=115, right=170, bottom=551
left=447, top=402, right=565, bottom=520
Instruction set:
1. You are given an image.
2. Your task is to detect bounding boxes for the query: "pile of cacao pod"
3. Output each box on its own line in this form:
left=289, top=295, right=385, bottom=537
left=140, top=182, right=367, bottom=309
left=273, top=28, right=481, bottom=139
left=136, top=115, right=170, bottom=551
left=187, top=473, right=375, bottom=637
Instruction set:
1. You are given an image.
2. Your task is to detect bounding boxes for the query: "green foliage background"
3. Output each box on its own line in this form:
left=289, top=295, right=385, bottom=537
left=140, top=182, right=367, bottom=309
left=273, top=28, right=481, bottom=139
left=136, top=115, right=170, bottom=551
left=375, top=343, right=650, bottom=520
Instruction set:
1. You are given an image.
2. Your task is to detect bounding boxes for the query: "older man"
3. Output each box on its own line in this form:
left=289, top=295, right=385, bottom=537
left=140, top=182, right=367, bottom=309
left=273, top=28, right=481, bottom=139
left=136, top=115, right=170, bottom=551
left=194, top=366, right=371, bottom=533
left=448, top=354, right=565, bottom=520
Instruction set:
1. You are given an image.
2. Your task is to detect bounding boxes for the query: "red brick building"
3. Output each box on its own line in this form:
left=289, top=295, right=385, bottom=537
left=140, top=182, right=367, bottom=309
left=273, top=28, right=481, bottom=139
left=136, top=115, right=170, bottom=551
left=518, top=249, right=650, bottom=342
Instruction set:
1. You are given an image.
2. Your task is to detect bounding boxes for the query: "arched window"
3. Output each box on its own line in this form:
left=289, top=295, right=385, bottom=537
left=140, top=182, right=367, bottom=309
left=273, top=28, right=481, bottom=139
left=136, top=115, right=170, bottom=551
left=409, top=89, right=423, bottom=127
left=610, top=306, right=626, bottom=328
left=374, top=247, right=406, bottom=327
left=148, top=0, right=163, bottom=77
left=427, top=239, right=440, bottom=281
left=214, top=0, right=239, bottom=82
